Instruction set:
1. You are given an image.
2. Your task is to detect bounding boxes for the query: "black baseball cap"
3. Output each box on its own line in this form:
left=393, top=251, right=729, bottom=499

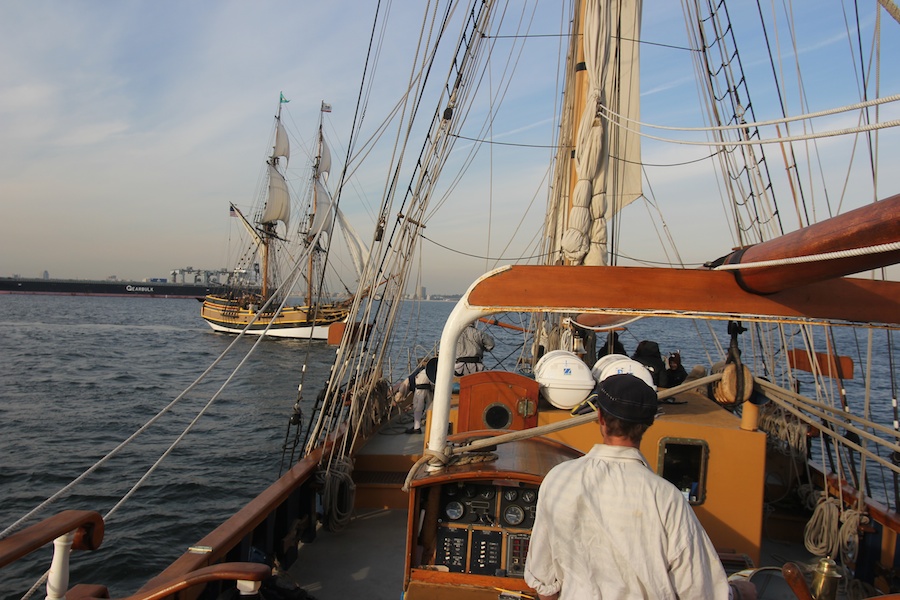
left=595, top=374, right=658, bottom=424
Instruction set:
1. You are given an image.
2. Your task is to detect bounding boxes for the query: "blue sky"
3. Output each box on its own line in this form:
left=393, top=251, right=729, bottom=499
left=0, top=1, right=897, bottom=293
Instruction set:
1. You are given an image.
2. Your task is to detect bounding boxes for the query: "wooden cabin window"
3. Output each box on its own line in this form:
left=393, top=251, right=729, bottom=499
left=658, top=438, right=709, bottom=505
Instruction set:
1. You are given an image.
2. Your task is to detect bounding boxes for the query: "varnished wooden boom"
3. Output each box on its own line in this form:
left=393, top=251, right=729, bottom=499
left=721, top=194, right=900, bottom=294
left=466, top=265, right=899, bottom=327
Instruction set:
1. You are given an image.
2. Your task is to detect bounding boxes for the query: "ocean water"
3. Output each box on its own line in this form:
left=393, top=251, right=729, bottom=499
left=0, top=295, right=349, bottom=598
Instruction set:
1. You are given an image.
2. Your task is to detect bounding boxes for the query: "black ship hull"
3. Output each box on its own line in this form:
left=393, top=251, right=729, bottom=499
left=0, top=278, right=224, bottom=300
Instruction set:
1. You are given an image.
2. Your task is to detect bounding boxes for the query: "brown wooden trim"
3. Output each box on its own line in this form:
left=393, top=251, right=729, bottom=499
left=121, top=563, right=270, bottom=600
left=408, top=567, right=534, bottom=593
left=787, top=349, right=854, bottom=379
left=138, top=429, right=344, bottom=592
left=0, top=510, right=104, bottom=567
left=819, top=470, right=900, bottom=534
left=466, top=265, right=899, bottom=327
left=403, top=498, right=417, bottom=591
left=408, top=465, right=545, bottom=489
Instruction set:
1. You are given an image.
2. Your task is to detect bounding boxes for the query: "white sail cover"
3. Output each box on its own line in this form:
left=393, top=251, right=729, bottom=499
left=310, top=181, right=334, bottom=238
left=562, top=0, right=642, bottom=265
left=273, top=119, right=290, bottom=162
left=261, top=164, right=291, bottom=227
left=310, top=166, right=369, bottom=278
left=318, top=136, right=332, bottom=184
left=335, top=206, right=369, bottom=279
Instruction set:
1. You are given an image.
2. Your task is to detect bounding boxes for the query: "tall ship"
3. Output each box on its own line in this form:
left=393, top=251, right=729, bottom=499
left=2, top=2, right=899, bottom=600
left=200, top=99, right=368, bottom=339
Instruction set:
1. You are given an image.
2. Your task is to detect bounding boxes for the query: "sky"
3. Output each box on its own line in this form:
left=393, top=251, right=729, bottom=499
left=0, top=1, right=897, bottom=294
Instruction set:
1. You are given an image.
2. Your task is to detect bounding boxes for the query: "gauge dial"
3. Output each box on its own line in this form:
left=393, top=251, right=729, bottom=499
left=504, top=504, right=525, bottom=526
left=503, top=489, right=518, bottom=502
left=480, top=488, right=496, bottom=500
left=521, top=490, right=537, bottom=503
left=445, top=501, right=464, bottom=521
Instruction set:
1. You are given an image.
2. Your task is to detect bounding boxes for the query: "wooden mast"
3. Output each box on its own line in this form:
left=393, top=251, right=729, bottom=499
left=307, top=109, right=325, bottom=308
left=261, top=102, right=286, bottom=301
left=261, top=228, right=270, bottom=299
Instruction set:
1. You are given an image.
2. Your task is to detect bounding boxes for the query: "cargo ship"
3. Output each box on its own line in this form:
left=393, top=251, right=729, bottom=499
left=0, top=277, right=224, bottom=300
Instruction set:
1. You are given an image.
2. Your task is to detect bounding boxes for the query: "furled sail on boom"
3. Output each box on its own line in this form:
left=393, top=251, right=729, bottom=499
left=561, top=0, right=642, bottom=266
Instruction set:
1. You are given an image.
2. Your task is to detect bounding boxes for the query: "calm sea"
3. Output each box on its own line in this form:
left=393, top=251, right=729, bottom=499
left=0, top=294, right=426, bottom=599
left=1, top=295, right=895, bottom=598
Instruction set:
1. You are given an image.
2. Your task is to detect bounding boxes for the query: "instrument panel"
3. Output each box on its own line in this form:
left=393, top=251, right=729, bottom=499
left=434, top=482, right=538, bottom=577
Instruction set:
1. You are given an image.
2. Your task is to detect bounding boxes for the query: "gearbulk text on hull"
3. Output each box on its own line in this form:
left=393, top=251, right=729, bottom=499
left=0, top=277, right=224, bottom=300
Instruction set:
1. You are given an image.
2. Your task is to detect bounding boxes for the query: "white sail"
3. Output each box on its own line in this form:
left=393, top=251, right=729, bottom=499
left=318, top=136, right=332, bottom=184
left=335, top=206, right=369, bottom=279
left=310, top=181, right=334, bottom=238
left=562, top=0, right=642, bottom=266
left=261, top=164, right=291, bottom=227
left=273, top=119, right=290, bottom=162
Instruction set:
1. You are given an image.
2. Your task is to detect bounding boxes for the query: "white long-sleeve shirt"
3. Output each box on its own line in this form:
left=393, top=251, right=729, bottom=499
left=524, top=444, right=730, bottom=599
left=455, top=324, right=494, bottom=359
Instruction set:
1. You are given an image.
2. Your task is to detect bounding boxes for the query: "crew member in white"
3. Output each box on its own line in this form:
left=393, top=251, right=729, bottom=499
left=524, top=374, right=757, bottom=599
left=406, top=367, right=432, bottom=434
left=454, top=322, right=494, bottom=376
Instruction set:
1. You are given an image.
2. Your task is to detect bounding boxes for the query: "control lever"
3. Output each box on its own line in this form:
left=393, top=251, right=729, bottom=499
left=781, top=562, right=813, bottom=600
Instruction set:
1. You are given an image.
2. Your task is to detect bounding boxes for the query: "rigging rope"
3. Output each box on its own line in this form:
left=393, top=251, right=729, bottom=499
left=712, top=241, right=900, bottom=271
left=402, top=373, right=726, bottom=490
left=569, top=315, right=645, bottom=332
left=20, top=571, right=48, bottom=600
left=839, top=508, right=867, bottom=565
left=598, top=93, right=900, bottom=134
left=0, top=324, right=265, bottom=538
left=602, top=112, right=900, bottom=147
left=758, top=405, right=808, bottom=458
left=804, top=492, right=842, bottom=558
left=318, top=457, right=356, bottom=532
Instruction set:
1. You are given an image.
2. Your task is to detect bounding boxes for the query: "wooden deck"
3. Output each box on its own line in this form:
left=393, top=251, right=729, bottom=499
left=292, top=508, right=409, bottom=600
left=291, top=414, right=421, bottom=599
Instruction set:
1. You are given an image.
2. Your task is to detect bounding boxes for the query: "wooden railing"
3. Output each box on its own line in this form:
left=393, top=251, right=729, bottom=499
left=1, top=512, right=272, bottom=600
left=115, top=563, right=271, bottom=600
left=1, top=510, right=105, bottom=599
left=1, top=426, right=351, bottom=599
left=138, top=427, right=344, bottom=595
left=0, top=510, right=105, bottom=568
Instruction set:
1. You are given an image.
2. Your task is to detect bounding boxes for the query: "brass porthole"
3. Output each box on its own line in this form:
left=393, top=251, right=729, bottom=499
left=483, top=402, right=513, bottom=429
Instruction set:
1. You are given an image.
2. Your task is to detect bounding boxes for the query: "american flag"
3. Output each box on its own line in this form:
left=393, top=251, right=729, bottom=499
left=321, top=101, right=332, bottom=113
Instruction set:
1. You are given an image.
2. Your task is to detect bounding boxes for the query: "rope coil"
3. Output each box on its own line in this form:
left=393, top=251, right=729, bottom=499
left=804, top=493, right=842, bottom=558
left=317, top=457, right=356, bottom=532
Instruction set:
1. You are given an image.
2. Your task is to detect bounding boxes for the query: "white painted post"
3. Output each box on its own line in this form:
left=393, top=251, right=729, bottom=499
left=45, top=531, right=75, bottom=600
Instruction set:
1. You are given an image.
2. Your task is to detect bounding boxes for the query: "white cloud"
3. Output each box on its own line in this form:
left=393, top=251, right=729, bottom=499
left=0, top=0, right=896, bottom=295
